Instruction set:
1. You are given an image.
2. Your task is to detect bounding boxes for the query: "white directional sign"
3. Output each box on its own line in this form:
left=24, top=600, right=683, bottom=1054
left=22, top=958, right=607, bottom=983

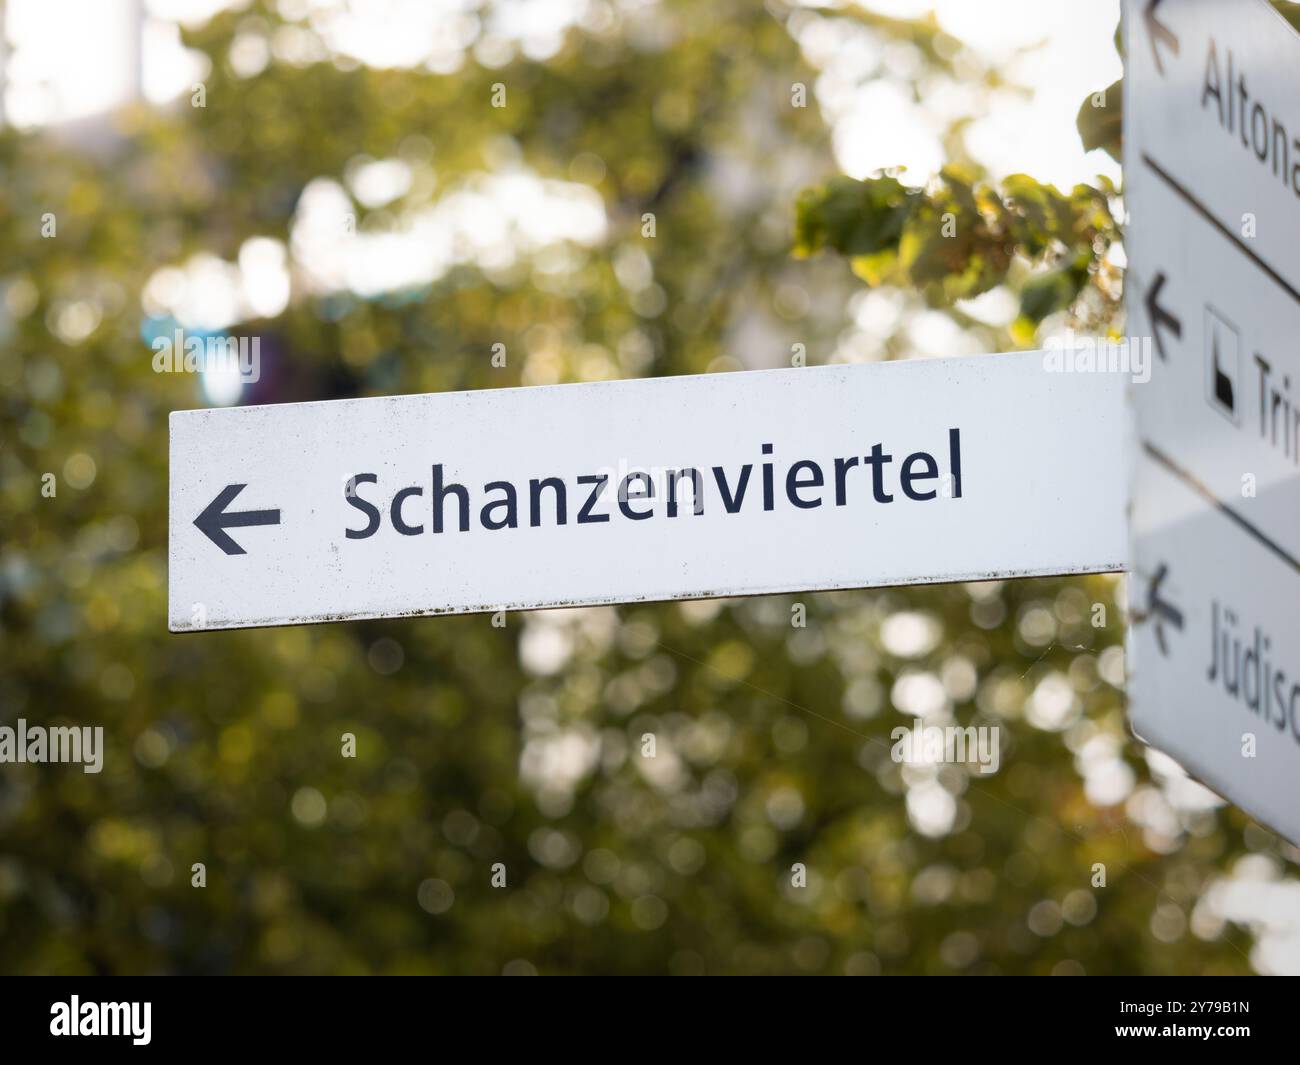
left=1125, top=0, right=1300, bottom=842
left=169, top=351, right=1127, bottom=632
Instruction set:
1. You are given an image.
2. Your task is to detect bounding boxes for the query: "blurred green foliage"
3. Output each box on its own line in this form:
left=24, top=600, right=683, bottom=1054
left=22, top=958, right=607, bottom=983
left=794, top=167, right=1119, bottom=339
left=0, top=0, right=1292, bottom=975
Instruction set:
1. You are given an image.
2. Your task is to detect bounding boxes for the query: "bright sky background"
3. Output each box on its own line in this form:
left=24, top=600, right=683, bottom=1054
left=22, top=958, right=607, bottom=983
left=841, top=0, right=1122, bottom=188
left=4, top=0, right=1122, bottom=189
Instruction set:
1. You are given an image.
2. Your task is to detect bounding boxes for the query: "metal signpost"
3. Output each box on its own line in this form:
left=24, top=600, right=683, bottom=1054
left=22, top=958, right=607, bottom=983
left=1126, top=0, right=1300, bottom=842
left=169, top=351, right=1127, bottom=632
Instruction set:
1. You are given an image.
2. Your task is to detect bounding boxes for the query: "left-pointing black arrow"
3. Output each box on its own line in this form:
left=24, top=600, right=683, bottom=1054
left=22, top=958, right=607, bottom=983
left=194, top=484, right=281, bottom=556
left=1145, top=0, right=1179, bottom=76
left=1145, top=270, right=1182, bottom=363
left=1146, top=561, right=1184, bottom=658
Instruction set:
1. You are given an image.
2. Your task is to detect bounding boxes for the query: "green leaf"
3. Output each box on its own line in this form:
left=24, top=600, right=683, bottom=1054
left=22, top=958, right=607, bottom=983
left=793, top=175, right=917, bottom=259
left=1076, top=78, right=1123, bottom=161
left=1018, top=267, right=1077, bottom=323
left=850, top=248, right=900, bottom=286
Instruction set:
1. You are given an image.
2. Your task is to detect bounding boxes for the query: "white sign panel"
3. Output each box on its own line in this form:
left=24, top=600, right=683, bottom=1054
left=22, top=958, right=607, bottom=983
left=169, top=351, right=1127, bottom=632
left=1125, top=0, right=1300, bottom=841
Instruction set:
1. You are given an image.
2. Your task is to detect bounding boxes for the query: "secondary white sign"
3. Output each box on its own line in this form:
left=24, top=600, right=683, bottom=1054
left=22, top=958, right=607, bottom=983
left=1125, top=0, right=1300, bottom=842
left=169, top=351, right=1127, bottom=632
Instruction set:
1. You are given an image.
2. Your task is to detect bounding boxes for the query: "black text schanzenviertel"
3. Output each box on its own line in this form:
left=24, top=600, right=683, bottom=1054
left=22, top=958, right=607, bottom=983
left=342, top=428, right=965, bottom=539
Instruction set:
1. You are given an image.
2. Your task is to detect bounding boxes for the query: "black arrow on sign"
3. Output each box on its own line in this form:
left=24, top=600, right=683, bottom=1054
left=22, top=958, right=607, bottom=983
left=1145, top=0, right=1179, bottom=76
left=194, top=484, right=281, bottom=556
left=1145, top=271, right=1182, bottom=362
left=1146, top=562, right=1184, bottom=657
